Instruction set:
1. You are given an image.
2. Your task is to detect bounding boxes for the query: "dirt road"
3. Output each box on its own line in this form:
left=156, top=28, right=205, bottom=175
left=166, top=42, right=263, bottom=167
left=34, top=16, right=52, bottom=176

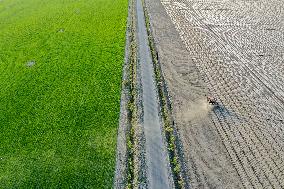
left=145, top=0, right=284, bottom=188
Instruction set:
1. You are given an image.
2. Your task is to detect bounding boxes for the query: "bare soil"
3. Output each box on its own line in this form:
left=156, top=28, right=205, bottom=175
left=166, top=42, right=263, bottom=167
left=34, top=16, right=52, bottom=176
left=145, top=0, right=284, bottom=188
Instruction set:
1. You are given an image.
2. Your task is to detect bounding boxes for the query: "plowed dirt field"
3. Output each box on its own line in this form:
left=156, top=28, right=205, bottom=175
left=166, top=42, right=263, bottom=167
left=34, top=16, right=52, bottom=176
left=146, top=0, right=284, bottom=188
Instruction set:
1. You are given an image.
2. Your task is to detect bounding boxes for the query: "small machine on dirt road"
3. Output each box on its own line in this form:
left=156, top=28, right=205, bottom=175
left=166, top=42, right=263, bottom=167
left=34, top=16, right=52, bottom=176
left=207, top=96, right=217, bottom=105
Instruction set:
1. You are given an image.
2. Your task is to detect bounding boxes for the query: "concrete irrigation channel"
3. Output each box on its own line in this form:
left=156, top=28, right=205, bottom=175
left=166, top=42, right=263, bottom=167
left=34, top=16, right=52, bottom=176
left=136, top=0, right=175, bottom=187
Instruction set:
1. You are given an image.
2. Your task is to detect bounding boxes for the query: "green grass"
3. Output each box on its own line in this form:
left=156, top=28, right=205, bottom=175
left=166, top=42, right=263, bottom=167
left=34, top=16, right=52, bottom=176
left=0, top=0, right=128, bottom=188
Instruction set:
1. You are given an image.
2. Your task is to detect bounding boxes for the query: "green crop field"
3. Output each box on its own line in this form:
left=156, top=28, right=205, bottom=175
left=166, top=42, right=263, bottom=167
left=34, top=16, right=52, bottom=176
left=0, top=0, right=128, bottom=188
